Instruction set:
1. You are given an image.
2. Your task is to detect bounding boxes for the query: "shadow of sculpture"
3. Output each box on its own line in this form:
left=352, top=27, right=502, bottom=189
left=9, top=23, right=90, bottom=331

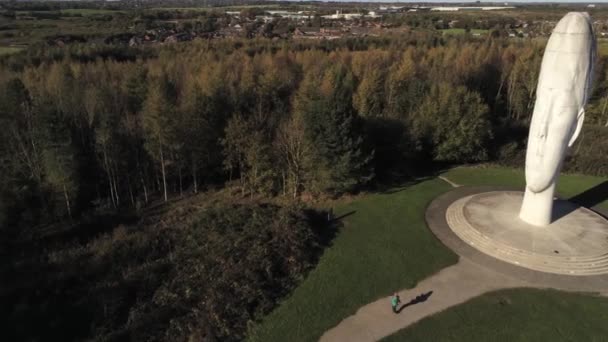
left=551, top=199, right=582, bottom=223
left=332, top=210, right=356, bottom=222
left=568, top=181, right=608, bottom=209
left=396, top=291, right=433, bottom=313
left=553, top=181, right=608, bottom=222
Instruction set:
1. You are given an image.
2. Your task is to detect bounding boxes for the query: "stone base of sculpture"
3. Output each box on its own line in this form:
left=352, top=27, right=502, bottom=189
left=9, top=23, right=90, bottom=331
left=446, top=191, right=608, bottom=275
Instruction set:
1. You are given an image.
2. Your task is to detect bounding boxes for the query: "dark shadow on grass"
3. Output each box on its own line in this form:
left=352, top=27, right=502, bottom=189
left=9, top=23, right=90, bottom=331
left=305, top=209, right=340, bottom=250
left=41, top=212, right=139, bottom=246
left=333, top=210, right=356, bottom=221
left=553, top=181, right=608, bottom=222
left=396, top=291, right=433, bottom=313
left=568, top=181, right=608, bottom=209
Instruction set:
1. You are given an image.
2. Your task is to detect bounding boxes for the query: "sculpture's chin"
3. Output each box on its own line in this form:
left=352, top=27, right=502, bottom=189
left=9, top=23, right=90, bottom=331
left=526, top=183, right=551, bottom=194
left=525, top=171, right=555, bottom=193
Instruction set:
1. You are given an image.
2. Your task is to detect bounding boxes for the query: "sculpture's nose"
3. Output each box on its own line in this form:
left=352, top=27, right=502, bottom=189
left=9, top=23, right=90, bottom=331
left=554, top=12, right=592, bottom=35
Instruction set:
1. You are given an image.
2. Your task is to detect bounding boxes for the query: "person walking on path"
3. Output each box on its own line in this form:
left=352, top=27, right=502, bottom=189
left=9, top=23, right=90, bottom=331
left=390, top=293, right=401, bottom=313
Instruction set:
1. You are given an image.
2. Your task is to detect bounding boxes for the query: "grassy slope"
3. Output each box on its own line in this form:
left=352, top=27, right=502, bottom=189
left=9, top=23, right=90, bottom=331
left=250, top=166, right=608, bottom=341
left=443, top=166, right=608, bottom=208
left=248, top=178, right=457, bottom=342
left=383, top=289, right=608, bottom=342
left=60, top=9, right=124, bottom=16
left=382, top=166, right=608, bottom=341
left=598, top=40, right=608, bottom=57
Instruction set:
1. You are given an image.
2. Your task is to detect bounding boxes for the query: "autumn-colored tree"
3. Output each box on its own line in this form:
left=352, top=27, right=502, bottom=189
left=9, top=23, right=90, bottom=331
left=507, top=47, right=542, bottom=121
left=276, top=111, right=308, bottom=199
left=385, top=49, right=425, bottom=119
left=1, top=35, right=607, bottom=223
left=222, top=114, right=275, bottom=197
left=142, top=73, right=177, bottom=202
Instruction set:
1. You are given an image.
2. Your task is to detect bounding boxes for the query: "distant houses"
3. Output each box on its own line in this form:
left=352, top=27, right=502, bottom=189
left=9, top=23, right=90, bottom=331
left=84, top=3, right=581, bottom=48
left=321, top=11, right=362, bottom=20
left=430, top=6, right=515, bottom=11
left=294, top=27, right=342, bottom=40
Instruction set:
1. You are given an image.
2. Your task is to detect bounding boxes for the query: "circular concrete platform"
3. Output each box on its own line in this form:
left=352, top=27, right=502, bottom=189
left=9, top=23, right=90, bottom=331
left=446, top=191, right=608, bottom=276
left=426, top=186, right=608, bottom=291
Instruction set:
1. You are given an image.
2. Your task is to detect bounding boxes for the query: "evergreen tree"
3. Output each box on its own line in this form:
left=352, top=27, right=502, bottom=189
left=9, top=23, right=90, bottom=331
left=298, top=64, right=374, bottom=194
left=0, top=78, right=43, bottom=184
left=178, top=83, right=225, bottom=193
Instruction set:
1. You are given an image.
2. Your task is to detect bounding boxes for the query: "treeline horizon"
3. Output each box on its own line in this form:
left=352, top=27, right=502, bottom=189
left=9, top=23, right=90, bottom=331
left=1, top=34, right=608, bottom=228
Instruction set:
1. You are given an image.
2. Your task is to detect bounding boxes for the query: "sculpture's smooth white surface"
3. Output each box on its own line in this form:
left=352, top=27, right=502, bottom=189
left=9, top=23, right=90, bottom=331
left=520, top=12, right=596, bottom=226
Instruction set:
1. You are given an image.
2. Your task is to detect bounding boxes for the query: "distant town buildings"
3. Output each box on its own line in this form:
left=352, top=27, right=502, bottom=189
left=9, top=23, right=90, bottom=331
left=321, top=11, right=362, bottom=20
left=430, top=7, right=515, bottom=12
left=110, top=3, right=595, bottom=47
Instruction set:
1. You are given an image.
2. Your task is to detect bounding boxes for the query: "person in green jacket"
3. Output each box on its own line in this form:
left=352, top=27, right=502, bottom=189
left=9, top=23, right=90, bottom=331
left=391, top=293, right=401, bottom=313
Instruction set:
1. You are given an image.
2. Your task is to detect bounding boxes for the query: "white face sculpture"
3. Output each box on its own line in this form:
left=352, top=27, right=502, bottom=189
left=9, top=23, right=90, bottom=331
left=525, top=12, right=595, bottom=193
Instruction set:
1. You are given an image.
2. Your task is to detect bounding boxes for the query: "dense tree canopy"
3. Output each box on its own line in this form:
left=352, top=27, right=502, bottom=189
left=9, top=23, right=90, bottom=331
left=0, top=34, right=607, bottom=225
left=2, top=23, right=608, bottom=342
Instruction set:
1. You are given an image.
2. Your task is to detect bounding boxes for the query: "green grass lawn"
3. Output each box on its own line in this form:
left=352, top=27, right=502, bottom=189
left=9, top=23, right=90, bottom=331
left=383, top=288, right=608, bottom=342
left=597, top=40, right=608, bottom=56
left=59, top=9, right=124, bottom=16
left=149, top=4, right=281, bottom=11
left=247, top=178, right=458, bottom=342
left=149, top=7, right=212, bottom=12
left=249, top=166, right=608, bottom=341
left=441, top=28, right=489, bottom=36
left=2, top=16, right=129, bottom=46
left=443, top=166, right=608, bottom=208
left=0, top=47, right=22, bottom=56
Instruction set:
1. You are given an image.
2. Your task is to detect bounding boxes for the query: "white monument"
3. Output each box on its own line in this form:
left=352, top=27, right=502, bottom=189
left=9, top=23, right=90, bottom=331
left=519, top=12, right=596, bottom=226
left=439, top=13, right=608, bottom=276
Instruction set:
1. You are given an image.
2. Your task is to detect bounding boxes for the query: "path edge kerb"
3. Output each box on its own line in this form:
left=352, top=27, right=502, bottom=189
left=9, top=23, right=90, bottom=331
left=425, top=186, right=608, bottom=293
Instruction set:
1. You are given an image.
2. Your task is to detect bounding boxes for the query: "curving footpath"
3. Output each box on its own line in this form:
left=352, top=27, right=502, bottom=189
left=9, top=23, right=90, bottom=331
left=320, top=259, right=528, bottom=342
left=321, top=186, right=608, bottom=342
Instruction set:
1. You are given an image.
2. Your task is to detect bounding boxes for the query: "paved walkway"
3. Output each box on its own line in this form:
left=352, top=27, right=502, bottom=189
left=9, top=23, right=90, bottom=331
left=321, top=186, right=608, bottom=342
left=320, top=259, right=529, bottom=342
left=438, top=176, right=460, bottom=188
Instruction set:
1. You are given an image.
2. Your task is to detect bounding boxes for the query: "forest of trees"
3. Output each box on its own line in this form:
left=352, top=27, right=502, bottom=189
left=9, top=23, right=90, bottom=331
left=2, top=27, right=608, bottom=341
left=2, top=34, right=608, bottom=228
